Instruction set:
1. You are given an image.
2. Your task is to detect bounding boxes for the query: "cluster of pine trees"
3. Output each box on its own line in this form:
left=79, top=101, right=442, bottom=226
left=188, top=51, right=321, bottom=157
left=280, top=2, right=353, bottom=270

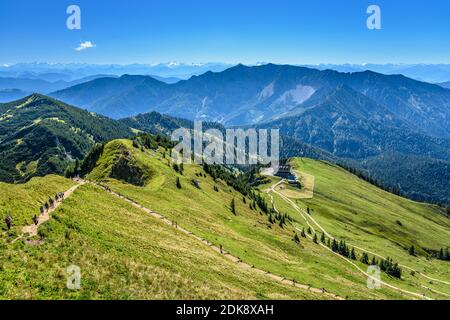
left=201, top=161, right=294, bottom=228
left=378, top=258, right=402, bottom=278
left=202, top=163, right=268, bottom=197
left=246, top=190, right=292, bottom=228
left=267, top=211, right=292, bottom=228
left=133, top=133, right=174, bottom=151
left=330, top=238, right=356, bottom=259
left=251, top=192, right=269, bottom=213
left=358, top=251, right=402, bottom=278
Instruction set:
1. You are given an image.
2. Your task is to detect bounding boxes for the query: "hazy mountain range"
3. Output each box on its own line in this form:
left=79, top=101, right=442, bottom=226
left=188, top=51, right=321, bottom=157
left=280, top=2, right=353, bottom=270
left=50, top=64, right=450, bottom=138
left=308, top=64, right=450, bottom=83
left=0, top=62, right=231, bottom=81
left=0, top=73, right=181, bottom=103
left=3, top=62, right=450, bottom=82
left=48, top=63, right=450, bottom=204
left=0, top=74, right=115, bottom=100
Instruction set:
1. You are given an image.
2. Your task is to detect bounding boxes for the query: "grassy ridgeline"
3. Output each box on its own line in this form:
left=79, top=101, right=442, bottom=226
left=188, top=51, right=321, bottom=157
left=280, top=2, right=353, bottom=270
left=0, top=175, right=75, bottom=227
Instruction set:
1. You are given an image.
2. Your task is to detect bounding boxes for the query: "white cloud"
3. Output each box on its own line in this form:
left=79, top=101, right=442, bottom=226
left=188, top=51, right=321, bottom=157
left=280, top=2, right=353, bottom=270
left=75, top=41, right=96, bottom=51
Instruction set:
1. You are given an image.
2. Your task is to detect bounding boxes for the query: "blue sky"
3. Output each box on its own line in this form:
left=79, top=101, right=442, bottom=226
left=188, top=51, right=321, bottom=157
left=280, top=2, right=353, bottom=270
left=1, top=0, right=449, bottom=65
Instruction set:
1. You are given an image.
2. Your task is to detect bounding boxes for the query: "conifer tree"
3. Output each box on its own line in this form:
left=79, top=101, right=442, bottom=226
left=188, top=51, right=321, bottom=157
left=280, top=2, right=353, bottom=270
left=371, top=256, right=377, bottom=266
left=439, top=248, right=444, bottom=260
left=301, top=228, right=306, bottom=238
left=74, top=159, right=80, bottom=175
left=331, top=239, right=338, bottom=252
left=350, top=248, right=356, bottom=260
left=231, top=198, right=236, bottom=215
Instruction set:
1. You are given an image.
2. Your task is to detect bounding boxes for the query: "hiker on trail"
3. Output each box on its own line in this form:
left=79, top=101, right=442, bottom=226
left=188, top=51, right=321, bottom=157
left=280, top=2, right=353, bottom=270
left=5, top=215, right=12, bottom=230
left=220, top=244, right=223, bottom=254
left=32, top=215, right=38, bottom=226
left=49, top=197, right=54, bottom=208
left=40, top=206, right=44, bottom=215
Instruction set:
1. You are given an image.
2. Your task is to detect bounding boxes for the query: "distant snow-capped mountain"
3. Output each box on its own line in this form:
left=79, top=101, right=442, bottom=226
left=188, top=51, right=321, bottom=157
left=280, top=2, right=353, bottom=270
left=0, top=62, right=232, bottom=81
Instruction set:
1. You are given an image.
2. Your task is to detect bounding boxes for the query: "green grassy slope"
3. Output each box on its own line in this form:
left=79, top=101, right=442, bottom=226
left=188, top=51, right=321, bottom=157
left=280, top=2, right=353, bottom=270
left=289, top=158, right=450, bottom=257
left=85, top=139, right=422, bottom=299
left=285, top=158, right=450, bottom=297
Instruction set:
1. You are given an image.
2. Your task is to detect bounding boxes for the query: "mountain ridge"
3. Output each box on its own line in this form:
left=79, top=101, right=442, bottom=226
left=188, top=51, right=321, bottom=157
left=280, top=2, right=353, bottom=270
left=0, top=94, right=133, bottom=182
left=49, top=64, right=450, bottom=140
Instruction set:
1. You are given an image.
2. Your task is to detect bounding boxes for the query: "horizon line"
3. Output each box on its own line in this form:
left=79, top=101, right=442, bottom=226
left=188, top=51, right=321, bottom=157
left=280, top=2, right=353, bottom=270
left=3, top=62, right=450, bottom=67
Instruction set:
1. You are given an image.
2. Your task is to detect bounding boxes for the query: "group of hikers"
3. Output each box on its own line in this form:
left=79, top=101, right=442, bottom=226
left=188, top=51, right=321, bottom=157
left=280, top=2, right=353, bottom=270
left=3, top=191, right=65, bottom=231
